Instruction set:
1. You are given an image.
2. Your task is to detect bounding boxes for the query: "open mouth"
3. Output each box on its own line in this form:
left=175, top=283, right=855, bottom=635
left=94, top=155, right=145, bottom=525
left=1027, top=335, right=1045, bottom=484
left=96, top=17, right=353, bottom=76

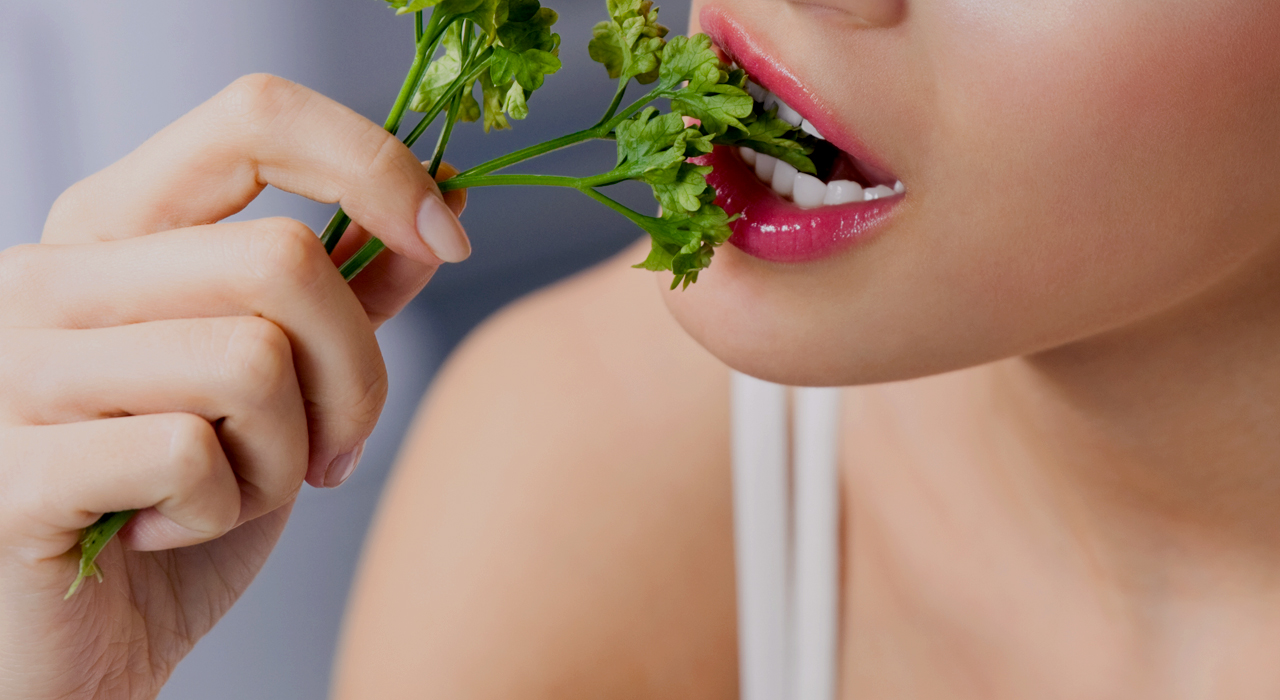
left=740, top=79, right=905, bottom=208
left=698, top=12, right=905, bottom=264
left=700, top=73, right=904, bottom=263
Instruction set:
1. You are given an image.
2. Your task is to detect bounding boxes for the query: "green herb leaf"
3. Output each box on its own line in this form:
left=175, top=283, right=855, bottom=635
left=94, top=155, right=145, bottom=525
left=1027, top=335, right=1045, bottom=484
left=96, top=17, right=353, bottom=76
left=497, top=0, right=560, bottom=52
left=382, top=0, right=443, bottom=15
left=716, top=106, right=817, bottom=175
left=441, top=0, right=503, bottom=38
left=658, top=35, right=754, bottom=136
left=588, top=0, right=669, bottom=84
left=632, top=202, right=737, bottom=289
left=409, top=22, right=469, bottom=113
left=503, top=80, right=530, bottom=119
left=479, top=71, right=513, bottom=131
left=613, top=107, right=714, bottom=214
left=491, top=45, right=562, bottom=91
left=468, top=0, right=560, bottom=128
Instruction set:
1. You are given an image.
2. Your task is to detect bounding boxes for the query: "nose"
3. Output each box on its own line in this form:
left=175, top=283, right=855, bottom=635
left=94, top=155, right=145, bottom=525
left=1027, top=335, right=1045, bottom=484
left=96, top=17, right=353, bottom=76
left=790, top=0, right=904, bottom=27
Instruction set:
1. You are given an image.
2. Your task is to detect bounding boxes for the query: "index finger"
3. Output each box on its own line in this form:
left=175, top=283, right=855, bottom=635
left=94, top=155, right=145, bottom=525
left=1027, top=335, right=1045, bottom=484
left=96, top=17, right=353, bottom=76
left=42, top=74, right=470, bottom=266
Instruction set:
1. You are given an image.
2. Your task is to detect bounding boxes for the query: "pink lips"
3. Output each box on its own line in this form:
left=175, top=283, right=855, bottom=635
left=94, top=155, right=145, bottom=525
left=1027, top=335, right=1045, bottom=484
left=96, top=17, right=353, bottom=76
left=700, top=148, right=896, bottom=263
left=697, top=6, right=902, bottom=263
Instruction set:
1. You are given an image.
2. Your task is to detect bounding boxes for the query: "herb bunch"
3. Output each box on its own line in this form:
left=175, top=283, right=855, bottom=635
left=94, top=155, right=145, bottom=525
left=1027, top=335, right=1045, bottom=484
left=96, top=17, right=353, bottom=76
left=66, top=0, right=813, bottom=597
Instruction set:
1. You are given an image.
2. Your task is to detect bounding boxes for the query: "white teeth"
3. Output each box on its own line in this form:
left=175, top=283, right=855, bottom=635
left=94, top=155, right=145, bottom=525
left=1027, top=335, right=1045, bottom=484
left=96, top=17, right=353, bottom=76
left=755, top=152, right=778, bottom=182
left=792, top=173, right=827, bottom=209
left=762, top=92, right=781, bottom=113
left=823, top=180, right=864, bottom=206
left=771, top=160, right=798, bottom=198
left=738, top=148, right=905, bottom=207
left=748, top=83, right=828, bottom=141
left=775, top=101, right=803, bottom=128
left=864, top=184, right=896, bottom=201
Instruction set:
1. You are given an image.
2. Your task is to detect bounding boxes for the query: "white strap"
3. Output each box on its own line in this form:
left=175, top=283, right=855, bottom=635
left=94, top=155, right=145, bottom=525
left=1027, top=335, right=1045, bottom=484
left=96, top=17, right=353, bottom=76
left=731, top=373, right=842, bottom=700
left=791, top=387, right=842, bottom=700
left=731, top=373, right=790, bottom=700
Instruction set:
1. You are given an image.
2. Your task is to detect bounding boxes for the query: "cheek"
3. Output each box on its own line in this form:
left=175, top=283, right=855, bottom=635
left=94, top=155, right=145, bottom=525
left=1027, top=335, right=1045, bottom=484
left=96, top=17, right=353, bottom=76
left=921, top=0, right=1280, bottom=332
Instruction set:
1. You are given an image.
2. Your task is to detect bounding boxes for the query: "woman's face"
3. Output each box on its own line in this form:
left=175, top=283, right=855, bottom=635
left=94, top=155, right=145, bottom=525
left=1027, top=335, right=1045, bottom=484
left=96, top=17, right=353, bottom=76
left=663, top=0, right=1280, bottom=386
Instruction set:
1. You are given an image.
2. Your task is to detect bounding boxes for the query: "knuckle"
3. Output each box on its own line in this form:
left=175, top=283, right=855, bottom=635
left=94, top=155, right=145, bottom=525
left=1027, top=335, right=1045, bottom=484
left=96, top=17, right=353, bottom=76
left=162, top=413, right=223, bottom=493
left=243, top=217, right=329, bottom=295
left=218, top=73, right=303, bottom=128
left=42, top=183, right=88, bottom=239
left=349, top=357, right=389, bottom=432
left=221, top=316, right=295, bottom=399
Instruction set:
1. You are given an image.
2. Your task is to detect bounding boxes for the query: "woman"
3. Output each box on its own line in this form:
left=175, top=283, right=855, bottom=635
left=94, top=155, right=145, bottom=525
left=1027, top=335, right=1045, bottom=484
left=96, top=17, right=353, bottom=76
left=5, top=0, right=1280, bottom=697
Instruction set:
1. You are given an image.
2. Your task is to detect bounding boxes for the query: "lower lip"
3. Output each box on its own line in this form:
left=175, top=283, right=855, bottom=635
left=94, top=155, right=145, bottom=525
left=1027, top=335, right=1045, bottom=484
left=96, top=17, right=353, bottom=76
left=700, top=146, right=900, bottom=263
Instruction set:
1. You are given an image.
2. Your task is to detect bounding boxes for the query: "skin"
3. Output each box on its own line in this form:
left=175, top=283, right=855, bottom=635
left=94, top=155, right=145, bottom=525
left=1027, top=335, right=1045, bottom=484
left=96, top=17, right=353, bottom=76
left=338, top=0, right=1280, bottom=698
left=5, top=0, right=1280, bottom=698
left=0, top=74, right=468, bottom=699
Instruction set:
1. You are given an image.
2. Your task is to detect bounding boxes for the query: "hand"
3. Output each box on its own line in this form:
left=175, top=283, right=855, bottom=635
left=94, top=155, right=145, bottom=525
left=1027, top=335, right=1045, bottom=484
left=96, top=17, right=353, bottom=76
left=0, top=74, right=467, bottom=700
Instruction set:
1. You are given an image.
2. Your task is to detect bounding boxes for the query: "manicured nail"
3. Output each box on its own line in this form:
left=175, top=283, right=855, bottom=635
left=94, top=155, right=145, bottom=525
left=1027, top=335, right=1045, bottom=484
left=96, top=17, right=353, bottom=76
left=416, top=195, right=471, bottom=263
left=325, top=440, right=366, bottom=488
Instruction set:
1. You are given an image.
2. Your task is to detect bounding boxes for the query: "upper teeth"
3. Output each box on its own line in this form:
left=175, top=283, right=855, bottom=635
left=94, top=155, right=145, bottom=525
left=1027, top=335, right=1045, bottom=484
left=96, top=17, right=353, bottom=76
left=741, top=80, right=905, bottom=209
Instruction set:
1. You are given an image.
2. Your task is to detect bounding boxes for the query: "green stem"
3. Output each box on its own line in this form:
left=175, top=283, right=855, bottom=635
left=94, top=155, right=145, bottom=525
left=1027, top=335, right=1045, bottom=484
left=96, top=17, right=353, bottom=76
left=319, top=210, right=352, bottom=254
left=343, top=169, right=635, bottom=281
left=455, top=126, right=604, bottom=178
left=65, top=510, right=137, bottom=599
left=427, top=19, right=472, bottom=177
left=598, top=81, right=628, bottom=126
left=579, top=186, right=660, bottom=230
left=348, top=25, right=486, bottom=277
left=439, top=170, right=629, bottom=192
left=455, top=88, right=667, bottom=179
left=430, top=93, right=464, bottom=178
left=323, top=10, right=454, bottom=256
left=385, top=10, right=442, bottom=135
left=338, top=237, right=388, bottom=281
left=402, top=50, right=492, bottom=150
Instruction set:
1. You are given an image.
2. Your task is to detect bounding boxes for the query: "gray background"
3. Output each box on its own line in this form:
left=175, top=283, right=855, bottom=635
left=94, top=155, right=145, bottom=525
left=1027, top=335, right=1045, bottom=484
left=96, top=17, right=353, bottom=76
left=0, top=1, right=688, bottom=697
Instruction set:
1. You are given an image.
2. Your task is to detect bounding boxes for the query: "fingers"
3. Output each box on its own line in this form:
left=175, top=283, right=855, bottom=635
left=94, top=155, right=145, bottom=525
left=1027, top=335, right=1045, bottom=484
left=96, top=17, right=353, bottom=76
left=336, top=163, right=468, bottom=327
left=0, top=319, right=309, bottom=523
left=0, top=220, right=386, bottom=482
left=42, top=74, right=470, bottom=266
left=0, top=415, right=241, bottom=553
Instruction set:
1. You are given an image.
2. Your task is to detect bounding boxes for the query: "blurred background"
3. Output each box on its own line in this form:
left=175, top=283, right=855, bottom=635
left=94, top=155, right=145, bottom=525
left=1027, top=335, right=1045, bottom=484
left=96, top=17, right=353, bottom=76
left=0, top=0, right=688, bottom=697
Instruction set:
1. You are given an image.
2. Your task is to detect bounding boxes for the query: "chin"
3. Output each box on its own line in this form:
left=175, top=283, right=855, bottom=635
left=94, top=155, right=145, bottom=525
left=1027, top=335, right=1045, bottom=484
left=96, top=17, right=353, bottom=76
left=656, top=243, right=1007, bottom=388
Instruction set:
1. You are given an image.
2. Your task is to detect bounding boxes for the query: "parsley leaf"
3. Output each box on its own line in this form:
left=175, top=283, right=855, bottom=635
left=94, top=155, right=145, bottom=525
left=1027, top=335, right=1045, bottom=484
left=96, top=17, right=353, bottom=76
left=632, top=202, right=737, bottom=289
left=588, top=0, right=669, bottom=84
left=659, top=35, right=754, bottom=136
left=410, top=22, right=469, bottom=113
left=613, top=107, right=714, bottom=214
left=383, top=0, right=444, bottom=15
left=717, top=106, right=817, bottom=175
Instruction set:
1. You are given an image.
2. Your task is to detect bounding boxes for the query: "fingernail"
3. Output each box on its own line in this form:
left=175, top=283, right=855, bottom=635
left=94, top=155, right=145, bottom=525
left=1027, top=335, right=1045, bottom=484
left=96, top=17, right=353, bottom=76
left=325, top=440, right=366, bottom=488
left=417, top=195, right=471, bottom=263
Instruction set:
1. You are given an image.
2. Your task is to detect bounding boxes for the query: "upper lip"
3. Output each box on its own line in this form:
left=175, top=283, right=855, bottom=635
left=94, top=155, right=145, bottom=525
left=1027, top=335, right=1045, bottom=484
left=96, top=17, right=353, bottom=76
left=699, top=6, right=899, bottom=184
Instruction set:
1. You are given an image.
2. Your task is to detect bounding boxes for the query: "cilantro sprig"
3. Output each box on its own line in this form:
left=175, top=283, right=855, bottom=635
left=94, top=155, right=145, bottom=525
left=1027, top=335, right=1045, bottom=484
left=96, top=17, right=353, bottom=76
left=67, top=0, right=812, bottom=598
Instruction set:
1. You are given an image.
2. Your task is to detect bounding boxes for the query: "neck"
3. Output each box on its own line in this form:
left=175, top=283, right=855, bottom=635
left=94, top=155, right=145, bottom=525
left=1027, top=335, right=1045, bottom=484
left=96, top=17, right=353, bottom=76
left=995, top=254, right=1280, bottom=576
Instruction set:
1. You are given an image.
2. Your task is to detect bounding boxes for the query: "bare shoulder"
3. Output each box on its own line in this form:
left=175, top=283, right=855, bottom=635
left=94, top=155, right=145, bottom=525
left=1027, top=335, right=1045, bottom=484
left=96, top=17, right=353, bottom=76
left=335, top=242, right=738, bottom=700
